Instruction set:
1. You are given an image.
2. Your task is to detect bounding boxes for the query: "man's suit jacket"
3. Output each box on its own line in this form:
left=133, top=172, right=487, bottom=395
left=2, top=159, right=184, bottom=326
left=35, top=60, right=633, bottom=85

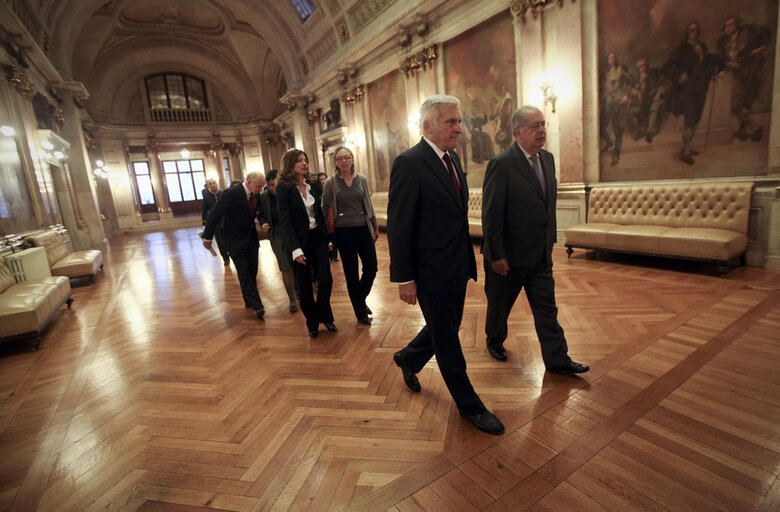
left=387, top=138, right=477, bottom=293
left=201, top=189, right=217, bottom=223
left=202, top=183, right=258, bottom=253
left=257, top=189, right=278, bottom=238
left=481, top=143, right=557, bottom=268
left=276, top=179, right=328, bottom=255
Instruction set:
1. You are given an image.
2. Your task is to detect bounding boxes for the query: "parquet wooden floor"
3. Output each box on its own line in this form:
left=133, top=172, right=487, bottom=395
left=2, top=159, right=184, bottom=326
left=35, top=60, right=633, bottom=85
left=1, top=228, right=778, bottom=511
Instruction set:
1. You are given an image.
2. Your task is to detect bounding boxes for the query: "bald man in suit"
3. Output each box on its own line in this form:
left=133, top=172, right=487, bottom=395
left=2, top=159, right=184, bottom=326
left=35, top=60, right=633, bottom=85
left=202, top=172, right=266, bottom=320
left=481, top=105, right=588, bottom=374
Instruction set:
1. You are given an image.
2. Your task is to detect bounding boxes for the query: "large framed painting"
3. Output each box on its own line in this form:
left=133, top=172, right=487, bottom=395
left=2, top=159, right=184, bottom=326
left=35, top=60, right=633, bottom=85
left=0, top=135, right=36, bottom=235
left=444, top=11, right=516, bottom=188
left=598, top=0, right=777, bottom=181
left=367, top=70, right=409, bottom=192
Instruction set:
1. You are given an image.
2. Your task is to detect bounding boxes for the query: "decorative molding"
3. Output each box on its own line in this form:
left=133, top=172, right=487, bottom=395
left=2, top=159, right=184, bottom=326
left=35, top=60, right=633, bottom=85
left=342, top=85, right=364, bottom=104
left=336, top=18, right=350, bottom=42
left=307, top=109, right=321, bottom=124
left=510, top=0, right=574, bottom=23
left=324, top=0, right=341, bottom=16
left=306, top=29, right=338, bottom=69
left=348, top=0, right=398, bottom=34
left=3, top=64, right=35, bottom=100
left=398, top=45, right=437, bottom=77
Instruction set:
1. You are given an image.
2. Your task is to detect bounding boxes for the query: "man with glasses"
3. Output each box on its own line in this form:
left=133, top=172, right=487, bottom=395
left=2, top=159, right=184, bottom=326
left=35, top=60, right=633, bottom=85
left=481, top=105, right=589, bottom=375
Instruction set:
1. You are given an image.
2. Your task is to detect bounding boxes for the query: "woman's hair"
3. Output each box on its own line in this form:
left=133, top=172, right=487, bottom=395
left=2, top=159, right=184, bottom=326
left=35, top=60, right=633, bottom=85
left=333, top=146, right=355, bottom=175
left=279, top=149, right=308, bottom=187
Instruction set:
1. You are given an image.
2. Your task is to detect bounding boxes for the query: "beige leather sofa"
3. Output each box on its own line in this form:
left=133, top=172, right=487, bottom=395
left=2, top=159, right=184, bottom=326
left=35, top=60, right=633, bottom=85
left=371, top=191, right=484, bottom=237
left=0, top=260, right=72, bottom=350
left=25, top=229, right=103, bottom=283
left=564, top=182, right=754, bottom=273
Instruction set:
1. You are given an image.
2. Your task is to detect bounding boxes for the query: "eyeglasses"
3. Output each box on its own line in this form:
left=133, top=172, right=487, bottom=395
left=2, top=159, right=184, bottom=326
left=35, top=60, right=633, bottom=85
left=525, top=121, right=548, bottom=130
left=335, top=155, right=353, bottom=162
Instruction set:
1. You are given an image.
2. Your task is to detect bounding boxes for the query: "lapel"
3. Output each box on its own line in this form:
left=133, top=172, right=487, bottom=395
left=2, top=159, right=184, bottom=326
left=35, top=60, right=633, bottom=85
left=417, top=139, right=465, bottom=212
left=512, top=143, right=546, bottom=201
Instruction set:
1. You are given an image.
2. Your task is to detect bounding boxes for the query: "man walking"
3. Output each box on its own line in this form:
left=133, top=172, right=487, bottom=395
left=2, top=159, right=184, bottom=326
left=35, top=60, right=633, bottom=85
left=202, top=172, right=266, bottom=320
left=387, top=94, right=504, bottom=435
left=481, top=105, right=588, bottom=375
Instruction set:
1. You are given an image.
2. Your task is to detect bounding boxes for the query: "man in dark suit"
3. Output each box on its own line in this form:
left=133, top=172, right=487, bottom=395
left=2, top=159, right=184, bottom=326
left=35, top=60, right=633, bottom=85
left=202, top=172, right=266, bottom=320
left=201, top=178, right=229, bottom=266
left=481, top=105, right=589, bottom=374
left=387, top=94, right=504, bottom=435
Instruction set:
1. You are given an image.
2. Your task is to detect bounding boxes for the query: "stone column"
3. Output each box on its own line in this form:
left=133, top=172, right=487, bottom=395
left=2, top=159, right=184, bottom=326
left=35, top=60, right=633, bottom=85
left=146, top=141, right=173, bottom=220
left=55, top=82, right=106, bottom=250
left=212, top=141, right=225, bottom=187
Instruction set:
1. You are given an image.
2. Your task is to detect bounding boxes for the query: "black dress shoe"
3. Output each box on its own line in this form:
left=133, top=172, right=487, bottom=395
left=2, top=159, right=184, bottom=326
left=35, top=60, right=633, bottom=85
left=289, top=303, right=298, bottom=313
left=323, top=322, right=338, bottom=332
left=393, top=351, right=420, bottom=392
left=255, top=308, right=265, bottom=320
left=308, top=329, right=318, bottom=338
left=487, top=345, right=507, bottom=361
left=460, top=411, right=505, bottom=435
left=547, top=361, right=589, bottom=374
left=357, top=316, right=371, bottom=325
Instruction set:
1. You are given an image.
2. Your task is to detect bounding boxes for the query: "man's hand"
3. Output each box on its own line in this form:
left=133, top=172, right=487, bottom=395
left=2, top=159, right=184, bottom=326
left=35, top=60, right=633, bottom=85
left=491, top=258, right=509, bottom=276
left=294, top=254, right=307, bottom=265
left=202, top=239, right=213, bottom=249
left=261, top=223, right=270, bottom=232
left=399, top=282, right=417, bottom=305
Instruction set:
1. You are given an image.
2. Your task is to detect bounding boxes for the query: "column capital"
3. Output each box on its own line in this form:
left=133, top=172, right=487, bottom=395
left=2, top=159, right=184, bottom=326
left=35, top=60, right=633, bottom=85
left=52, top=81, right=90, bottom=100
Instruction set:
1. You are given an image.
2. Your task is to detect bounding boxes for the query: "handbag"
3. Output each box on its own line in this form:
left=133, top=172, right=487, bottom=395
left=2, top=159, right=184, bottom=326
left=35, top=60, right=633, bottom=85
left=325, top=177, right=336, bottom=233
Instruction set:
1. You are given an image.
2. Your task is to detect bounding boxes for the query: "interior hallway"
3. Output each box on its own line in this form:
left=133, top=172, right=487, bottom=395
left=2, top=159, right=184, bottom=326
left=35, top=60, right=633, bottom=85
left=0, top=229, right=778, bottom=511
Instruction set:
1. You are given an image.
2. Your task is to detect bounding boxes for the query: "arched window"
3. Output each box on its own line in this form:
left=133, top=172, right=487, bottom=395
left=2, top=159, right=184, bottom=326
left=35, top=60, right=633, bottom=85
left=290, top=0, right=315, bottom=22
left=145, top=74, right=211, bottom=123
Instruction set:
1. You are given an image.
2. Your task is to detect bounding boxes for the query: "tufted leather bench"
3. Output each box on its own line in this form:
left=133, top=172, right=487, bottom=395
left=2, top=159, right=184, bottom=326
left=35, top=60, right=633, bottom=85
left=24, top=229, right=103, bottom=283
left=0, top=260, right=72, bottom=350
left=565, top=182, right=754, bottom=273
left=372, top=190, right=485, bottom=236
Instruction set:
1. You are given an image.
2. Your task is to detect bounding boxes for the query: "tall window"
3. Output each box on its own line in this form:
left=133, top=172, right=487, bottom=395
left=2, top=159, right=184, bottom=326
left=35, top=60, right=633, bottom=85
left=223, top=156, right=231, bottom=185
left=290, top=0, right=315, bottom=21
left=163, top=159, right=206, bottom=216
left=146, top=74, right=208, bottom=110
left=130, top=161, right=157, bottom=214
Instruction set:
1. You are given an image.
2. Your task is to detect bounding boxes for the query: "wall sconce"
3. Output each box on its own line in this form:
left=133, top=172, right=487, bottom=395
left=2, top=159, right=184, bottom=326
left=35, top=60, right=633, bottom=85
left=540, top=81, right=558, bottom=113
left=180, top=149, right=190, bottom=159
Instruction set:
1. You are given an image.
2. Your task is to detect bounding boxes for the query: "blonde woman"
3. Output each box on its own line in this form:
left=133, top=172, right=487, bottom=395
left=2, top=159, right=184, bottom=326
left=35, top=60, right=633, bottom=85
left=322, top=146, right=378, bottom=325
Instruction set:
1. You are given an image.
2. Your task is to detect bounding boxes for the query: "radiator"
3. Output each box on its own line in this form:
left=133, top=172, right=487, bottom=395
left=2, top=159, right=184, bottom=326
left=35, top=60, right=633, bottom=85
left=3, top=247, right=52, bottom=282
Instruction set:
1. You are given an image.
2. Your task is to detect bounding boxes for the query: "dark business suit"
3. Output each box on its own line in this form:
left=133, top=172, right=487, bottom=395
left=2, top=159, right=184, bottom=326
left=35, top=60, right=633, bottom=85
left=387, top=138, right=485, bottom=417
left=481, top=142, right=570, bottom=368
left=202, top=188, right=228, bottom=262
left=276, top=180, right=333, bottom=331
left=203, top=183, right=263, bottom=311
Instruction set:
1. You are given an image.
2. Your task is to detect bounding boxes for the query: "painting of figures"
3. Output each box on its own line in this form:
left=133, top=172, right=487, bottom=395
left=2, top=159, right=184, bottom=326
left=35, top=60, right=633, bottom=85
left=599, top=0, right=776, bottom=181
left=444, top=12, right=516, bottom=188
left=367, top=70, right=409, bottom=192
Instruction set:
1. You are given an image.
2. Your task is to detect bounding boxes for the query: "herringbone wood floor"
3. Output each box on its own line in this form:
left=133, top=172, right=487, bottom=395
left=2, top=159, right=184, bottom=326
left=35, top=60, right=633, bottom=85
left=1, top=228, right=778, bottom=511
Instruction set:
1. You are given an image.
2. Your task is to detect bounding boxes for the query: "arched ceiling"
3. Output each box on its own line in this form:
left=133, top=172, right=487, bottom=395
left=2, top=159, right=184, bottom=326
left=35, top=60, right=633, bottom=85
left=32, top=0, right=339, bottom=124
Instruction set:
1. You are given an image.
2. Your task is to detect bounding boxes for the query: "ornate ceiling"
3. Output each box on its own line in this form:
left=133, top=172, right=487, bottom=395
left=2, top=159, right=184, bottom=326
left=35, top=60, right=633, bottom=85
left=6, top=0, right=450, bottom=126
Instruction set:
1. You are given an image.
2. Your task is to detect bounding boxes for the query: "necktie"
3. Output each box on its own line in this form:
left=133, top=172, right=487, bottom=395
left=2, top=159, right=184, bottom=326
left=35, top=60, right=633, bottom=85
left=248, top=194, right=256, bottom=215
left=530, top=154, right=545, bottom=193
left=442, top=153, right=462, bottom=198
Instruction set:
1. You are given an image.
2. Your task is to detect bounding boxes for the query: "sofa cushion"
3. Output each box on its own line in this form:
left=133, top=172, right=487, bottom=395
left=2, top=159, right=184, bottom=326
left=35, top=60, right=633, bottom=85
left=659, top=228, right=747, bottom=261
left=604, top=225, right=672, bottom=253
left=14, top=277, right=71, bottom=312
left=565, top=223, right=621, bottom=247
left=51, top=250, right=103, bottom=278
left=0, top=264, right=15, bottom=294
left=0, top=289, right=51, bottom=337
left=25, top=230, right=69, bottom=267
